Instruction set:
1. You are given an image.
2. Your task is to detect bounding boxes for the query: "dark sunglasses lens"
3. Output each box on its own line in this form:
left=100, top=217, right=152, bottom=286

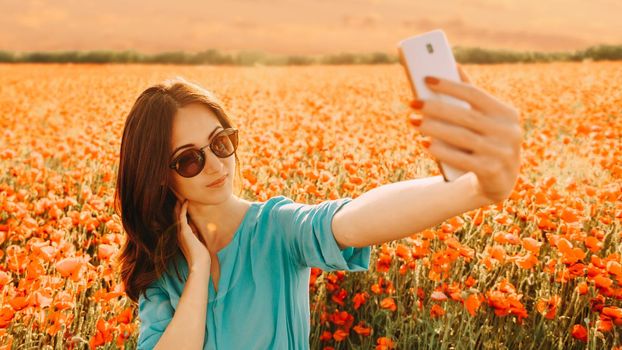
left=177, top=149, right=204, bottom=177
left=212, top=130, right=238, bottom=157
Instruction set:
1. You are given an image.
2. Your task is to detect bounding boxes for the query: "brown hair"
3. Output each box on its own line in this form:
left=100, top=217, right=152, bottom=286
left=114, top=76, right=243, bottom=303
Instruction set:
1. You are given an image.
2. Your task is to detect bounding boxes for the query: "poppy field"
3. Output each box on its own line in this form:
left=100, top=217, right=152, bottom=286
left=0, top=61, right=620, bottom=349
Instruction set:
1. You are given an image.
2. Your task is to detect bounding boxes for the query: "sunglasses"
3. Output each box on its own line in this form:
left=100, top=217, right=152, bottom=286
left=169, top=127, right=239, bottom=178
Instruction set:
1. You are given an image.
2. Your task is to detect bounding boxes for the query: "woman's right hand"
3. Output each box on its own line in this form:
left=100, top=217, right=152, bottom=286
left=175, top=199, right=211, bottom=272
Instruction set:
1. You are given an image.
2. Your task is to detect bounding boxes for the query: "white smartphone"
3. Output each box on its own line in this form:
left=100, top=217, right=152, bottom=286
left=398, top=29, right=470, bottom=182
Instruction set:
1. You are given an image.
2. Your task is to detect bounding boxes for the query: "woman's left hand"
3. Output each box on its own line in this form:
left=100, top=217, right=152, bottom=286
left=408, top=64, right=523, bottom=204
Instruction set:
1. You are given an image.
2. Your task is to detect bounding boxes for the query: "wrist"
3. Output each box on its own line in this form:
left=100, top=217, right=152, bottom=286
left=190, top=259, right=211, bottom=275
left=456, top=172, right=494, bottom=209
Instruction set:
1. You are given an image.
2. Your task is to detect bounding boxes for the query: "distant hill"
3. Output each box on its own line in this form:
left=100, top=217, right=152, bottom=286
left=0, top=44, right=621, bottom=65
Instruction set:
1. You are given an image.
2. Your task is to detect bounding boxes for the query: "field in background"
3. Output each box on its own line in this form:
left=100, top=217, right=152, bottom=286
left=0, top=62, right=620, bottom=349
left=2, top=44, right=622, bottom=65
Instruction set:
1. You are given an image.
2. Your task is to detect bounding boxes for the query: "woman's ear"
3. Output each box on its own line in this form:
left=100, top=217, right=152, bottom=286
left=169, top=186, right=183, bottom=202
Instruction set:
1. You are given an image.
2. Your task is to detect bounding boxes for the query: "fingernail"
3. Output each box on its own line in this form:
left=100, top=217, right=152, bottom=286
left=409, top=118, right=422, bottom=127
left=424, top=76, right=440, bottom=85
left=421, top=138, right=431, bottom=149
left=410, top=99, right=424, bottom=110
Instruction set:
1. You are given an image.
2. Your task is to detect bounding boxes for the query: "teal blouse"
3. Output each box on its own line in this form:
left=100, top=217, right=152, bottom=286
left=137, top=195, right=372, bottom=349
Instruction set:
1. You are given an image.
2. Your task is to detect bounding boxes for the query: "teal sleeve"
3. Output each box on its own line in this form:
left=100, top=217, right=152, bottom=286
left=137, top=281, right=174, bottom=350
left=276, top=197, right=371, bottom=271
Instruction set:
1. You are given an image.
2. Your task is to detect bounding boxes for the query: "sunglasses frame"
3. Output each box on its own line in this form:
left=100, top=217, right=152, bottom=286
left=169, top=127, right=239, bottom=178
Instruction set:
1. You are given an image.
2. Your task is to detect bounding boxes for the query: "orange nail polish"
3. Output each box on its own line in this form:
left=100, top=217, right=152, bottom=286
left=424, top=76, right=439, bottom=85
left=410, top=99, right=424, bottom=109
left=410, top=118, right=422, bottom=127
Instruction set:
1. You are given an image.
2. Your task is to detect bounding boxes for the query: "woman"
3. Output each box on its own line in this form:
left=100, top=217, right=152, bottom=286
left=114, top=66, right=522, bottom=349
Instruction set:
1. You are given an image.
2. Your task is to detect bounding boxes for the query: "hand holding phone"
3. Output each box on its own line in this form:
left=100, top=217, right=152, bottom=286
left=398, top=29, right=470, bottom=182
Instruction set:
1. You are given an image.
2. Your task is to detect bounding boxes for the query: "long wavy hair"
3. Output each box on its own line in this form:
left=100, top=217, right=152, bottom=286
left=114, top=76, right=243, bottom=303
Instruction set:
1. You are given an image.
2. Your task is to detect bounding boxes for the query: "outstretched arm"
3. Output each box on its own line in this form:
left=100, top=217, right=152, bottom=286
left=332, top=173, right=492, bottom=249
left=332, top=64, right=522, bottom=249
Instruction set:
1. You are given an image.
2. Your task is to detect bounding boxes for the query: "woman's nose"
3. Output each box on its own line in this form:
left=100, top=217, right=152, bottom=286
left=203, top=149, right=225, bottom=174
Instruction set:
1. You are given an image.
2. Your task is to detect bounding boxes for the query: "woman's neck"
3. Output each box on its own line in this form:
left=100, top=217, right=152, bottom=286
left=186, top=195, right=252, bottom=253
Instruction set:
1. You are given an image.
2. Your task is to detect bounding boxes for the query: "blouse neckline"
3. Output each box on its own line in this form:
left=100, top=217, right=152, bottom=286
left=208, top=200, right=261, bottom=302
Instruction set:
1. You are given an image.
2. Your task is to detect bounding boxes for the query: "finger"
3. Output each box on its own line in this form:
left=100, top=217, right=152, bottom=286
left=179, top=200, right=189, bottom=226
left=186, top=215, right=200, bottom=234
left=188, top=219, right=200, bottom=235
left=428, top=139, right=504, bottom=181
left=505, top=104, right=521, bottom=124
left=423, top=75, right=503, bottom=116
left=414, top=99, right=516, bottom=139
left=174, top=200, right=181, bottom=220
left=457, top=64, right=472, bottom=84
left=419, top=119, right=513, bottom=160
left=414, top=99, right=486, bottom=135
left=187, top=217, right=206, bottom=244
left=427, top=139, right=476, bottom=173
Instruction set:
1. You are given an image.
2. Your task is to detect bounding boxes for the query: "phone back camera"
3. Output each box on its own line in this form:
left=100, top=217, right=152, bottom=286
left=426, top=43, right=434, bottom=54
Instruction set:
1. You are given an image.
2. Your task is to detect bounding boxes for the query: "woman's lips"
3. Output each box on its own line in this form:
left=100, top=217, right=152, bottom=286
left=206, top=174, right=227, bottom=187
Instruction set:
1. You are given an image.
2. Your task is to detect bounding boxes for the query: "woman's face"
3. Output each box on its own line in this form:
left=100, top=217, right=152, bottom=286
left=168, top=103, right=236, bottom=204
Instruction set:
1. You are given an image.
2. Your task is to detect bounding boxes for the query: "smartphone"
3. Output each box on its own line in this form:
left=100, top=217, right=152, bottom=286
left=398, top=29, right=470, bottom=182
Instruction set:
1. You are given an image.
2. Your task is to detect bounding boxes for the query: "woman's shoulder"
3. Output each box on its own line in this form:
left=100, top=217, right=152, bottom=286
left=249, top=195, right=302, bottom=240
left=259, top=195, right=352, bottom=218
left=254, top=195, right=297, bottom=219
left=261, top=194, right=294, bottom=207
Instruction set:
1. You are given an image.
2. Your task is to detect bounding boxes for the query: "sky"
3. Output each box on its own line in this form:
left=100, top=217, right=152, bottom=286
left=1, top=0, right=621, bottom=55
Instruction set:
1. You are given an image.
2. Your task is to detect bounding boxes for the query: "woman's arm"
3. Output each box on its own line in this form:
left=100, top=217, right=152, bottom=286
left=153, top=262, right=210, bottom=350
left=332, top=65, right=522, bottom=249
left=332, top=173, right=491, bottom=249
